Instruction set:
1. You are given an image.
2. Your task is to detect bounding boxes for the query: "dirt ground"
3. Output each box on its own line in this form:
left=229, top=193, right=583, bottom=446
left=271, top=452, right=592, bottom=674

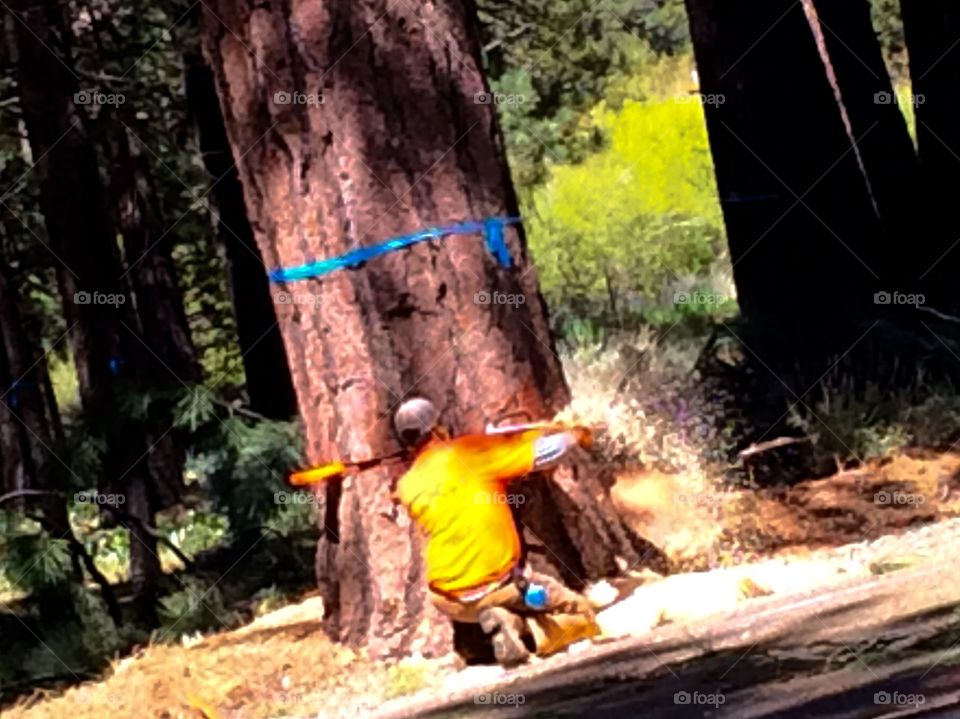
left=610, top=449, right=960, bottom=565
left=6, top=451, right=960, bottom=719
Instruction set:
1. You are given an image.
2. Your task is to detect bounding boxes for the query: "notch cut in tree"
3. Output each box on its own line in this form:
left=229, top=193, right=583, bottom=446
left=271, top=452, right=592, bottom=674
left=201, top=0, right=662, bottom=658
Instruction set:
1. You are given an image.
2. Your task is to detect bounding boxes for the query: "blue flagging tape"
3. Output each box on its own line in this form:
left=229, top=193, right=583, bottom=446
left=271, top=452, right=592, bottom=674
left=108, top=356, right=126, bottom=376
left=267, top=216, right=521, bottom=284
left=6, top=379, right=36, bottom=409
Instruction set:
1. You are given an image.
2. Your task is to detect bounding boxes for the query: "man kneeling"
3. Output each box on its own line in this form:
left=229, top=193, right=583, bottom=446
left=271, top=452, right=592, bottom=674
left=392, top=398, right=601, bottom=667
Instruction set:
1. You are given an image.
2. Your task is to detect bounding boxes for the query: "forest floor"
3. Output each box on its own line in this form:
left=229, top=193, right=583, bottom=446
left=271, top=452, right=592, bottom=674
left=5, top=450, right=960, bottom=719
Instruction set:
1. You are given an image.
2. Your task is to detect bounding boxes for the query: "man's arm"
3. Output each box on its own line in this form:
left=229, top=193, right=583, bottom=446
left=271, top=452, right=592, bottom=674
left=531, top=428, right=592, bottom=472
left=443, top=426, right=593, bottom=483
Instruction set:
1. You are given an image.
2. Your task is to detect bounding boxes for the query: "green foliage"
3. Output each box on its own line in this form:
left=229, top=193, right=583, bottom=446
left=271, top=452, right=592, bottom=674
left=160, top=510, right=228, bottom=562
left=48, top=353, right=81, bottom=411
left=179, top=407, right=308, bottom=539
left=14, top=586, right=121, bottom=681
left=528, top=85, right=726, bottom=320
left=251, top=584, right=287, bottom=617
left=482, top=0, right=689, bottom=186
left=157, top=576, right=233, bottom=639
left=789, top=377, right=960, bottom=464
left=871, top=0, right=908, bottom=82
left=0, top=525, right=72, bottom=594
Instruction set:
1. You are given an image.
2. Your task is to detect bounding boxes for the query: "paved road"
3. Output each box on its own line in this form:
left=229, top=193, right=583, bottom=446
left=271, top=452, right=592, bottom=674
left=372, top=562, right=960, bottom=718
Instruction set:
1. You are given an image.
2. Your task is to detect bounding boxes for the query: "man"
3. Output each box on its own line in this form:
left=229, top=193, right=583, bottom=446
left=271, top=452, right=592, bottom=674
left=391, top=397, right=601, bottom=667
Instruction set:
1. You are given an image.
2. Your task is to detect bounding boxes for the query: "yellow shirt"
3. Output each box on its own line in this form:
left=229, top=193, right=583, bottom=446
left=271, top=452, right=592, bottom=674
left=394, top=430, right=545, bottom=594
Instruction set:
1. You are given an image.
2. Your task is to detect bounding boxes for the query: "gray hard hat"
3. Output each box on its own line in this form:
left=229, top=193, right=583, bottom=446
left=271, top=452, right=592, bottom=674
left=394, top=397, right=440, bottom=444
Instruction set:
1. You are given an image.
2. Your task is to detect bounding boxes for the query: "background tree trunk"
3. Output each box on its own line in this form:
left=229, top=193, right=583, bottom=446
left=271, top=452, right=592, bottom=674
left=901, top=0, right=960, bottom=309
left=201, top=0, right=655, bottom=657
left=0, top=326, right=25, bottom=498
left=805, top=0, right=921, bottom=289
left=184, top=53, right=297, bottom=419
left=10, top=0, right=166, bottom=597
left=106, top=124, right=201, bottom=384
left=683, top=0, right=887, bottom=351
left=0, top=222, right=70, bottom=538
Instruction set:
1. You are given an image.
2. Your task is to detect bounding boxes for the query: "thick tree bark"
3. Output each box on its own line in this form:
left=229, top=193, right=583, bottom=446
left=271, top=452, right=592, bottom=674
left=184, top=53, right=297, bottom=419
left=684, top=0, right=889, bottom=347
left=900, top=1, right=960, bottom=308
left=10, top=0, right=165, bottom=595
left=201, top=0, right=653, bottom=657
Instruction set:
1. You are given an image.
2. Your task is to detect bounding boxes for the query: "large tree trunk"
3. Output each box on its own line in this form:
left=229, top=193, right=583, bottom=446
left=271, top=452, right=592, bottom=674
left=201, top=0, right=653, bottom=658
left=900, top=1, right=960, bottom=309
left=10, top=0, right=165, bottom=596
left=684, top=0, right=889, bottom=351
left=183, top=52, right=297, bottom=419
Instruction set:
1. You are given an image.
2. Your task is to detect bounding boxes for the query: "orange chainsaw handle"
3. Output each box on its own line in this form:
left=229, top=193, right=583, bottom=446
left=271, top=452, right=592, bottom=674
left=288, top=453, right=406, bottom=487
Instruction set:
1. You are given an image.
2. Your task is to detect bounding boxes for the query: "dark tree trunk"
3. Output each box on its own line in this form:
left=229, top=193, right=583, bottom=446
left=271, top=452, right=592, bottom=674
left=804, top=0, right=921, bottom=289
left=0, top=331, right=25, bottom=497
left=106, top=125, right=201, bottom=384
left=900, top=0, right=960, bottom=309
left=10, top=0, right=164, bottom=595
left=183, top=53, right=297, bottom=419
left=0, top=254, right=70, bottom=537
left=684, top=0, right=889, bottom=350
left=201, top=0, right=654, bottom=658
left=35, top=324, right=63, bottom=442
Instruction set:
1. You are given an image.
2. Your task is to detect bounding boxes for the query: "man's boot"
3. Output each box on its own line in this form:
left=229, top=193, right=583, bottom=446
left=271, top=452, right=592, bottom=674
left=528, top=611, right=602, bottom=657
left=478, top=607, right=530, bottom=667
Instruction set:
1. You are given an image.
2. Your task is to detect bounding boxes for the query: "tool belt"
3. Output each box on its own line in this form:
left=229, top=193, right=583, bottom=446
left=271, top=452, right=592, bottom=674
left=431, top=563, right=529, bottom=604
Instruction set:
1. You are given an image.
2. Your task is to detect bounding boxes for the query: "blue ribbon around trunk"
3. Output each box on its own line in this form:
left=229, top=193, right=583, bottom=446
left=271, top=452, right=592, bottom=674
left=267, top=216, right=521, bottom=284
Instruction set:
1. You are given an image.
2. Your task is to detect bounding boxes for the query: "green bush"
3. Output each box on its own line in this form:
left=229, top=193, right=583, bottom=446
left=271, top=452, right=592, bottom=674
left=527, top=72, right=726, bottom=321
left=181, top=411, right=309, bottom=539
left=0, top=524, right=72, bottom=594
left=157, top=576, right=233, bottom=639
